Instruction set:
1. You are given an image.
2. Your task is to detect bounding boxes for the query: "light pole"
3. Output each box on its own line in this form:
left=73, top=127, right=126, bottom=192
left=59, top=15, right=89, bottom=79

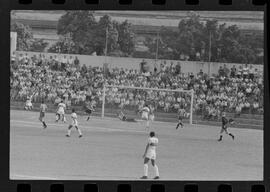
left=155, top=31, right=159, bottom=71
left=208, top=30, right=212, bottom=76
left=104, top=26, right=109, bottom=76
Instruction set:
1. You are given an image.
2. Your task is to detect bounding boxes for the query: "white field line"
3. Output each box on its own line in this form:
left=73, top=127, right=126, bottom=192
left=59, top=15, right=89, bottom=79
left=11, top=174, right=58, bottom=180
left=10, top=120, right=146, bottom=134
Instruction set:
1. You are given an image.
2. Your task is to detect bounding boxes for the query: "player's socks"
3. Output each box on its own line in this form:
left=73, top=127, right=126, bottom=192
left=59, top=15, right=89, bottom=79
left=55, top=114, right=59, bottom=122
left=229, top=133, right=235, bottom=140
left=67, top=126, right=72, bottom=136
left=76, top=126, right=82, bottom=137
left=218, top=135, right=223, bottom=141
left=154, top=165, right=159, bottom=177
left=63, top=116, right=66, bottom=123
left=143, top=164, right=148, bottom=177
left=42, top=121, right=47, bottom=128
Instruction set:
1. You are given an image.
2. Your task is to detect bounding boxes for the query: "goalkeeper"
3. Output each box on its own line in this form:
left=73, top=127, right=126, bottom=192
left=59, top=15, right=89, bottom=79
left=218, top=112, right=235, bottom=141
left=118, top=111, right=137, bottom=122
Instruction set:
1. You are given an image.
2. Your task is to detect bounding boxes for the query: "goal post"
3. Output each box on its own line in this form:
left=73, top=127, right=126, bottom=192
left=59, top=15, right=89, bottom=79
left=101, top=85, right=194, bottom=125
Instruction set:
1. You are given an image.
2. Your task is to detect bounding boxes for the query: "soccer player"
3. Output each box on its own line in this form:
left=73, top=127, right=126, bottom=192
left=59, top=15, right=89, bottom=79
left=140, top=104, right=150, bottom=128
left=56, top=100, right=66, bottom=123
left=176, top=107, right=185, bottom=129
left=218, top=112, right=235, bottom=141
left=66, top=109, right=82, bottom=138
left=141, top=131, right=160, bottom=179
left=84, top=100, right=95, bottom=121
left=39, top=100, right=47, bottom=128
left=24, top=95, right=33, bottom=110
left=117, top=111, right=137, bottom=122
left=148, top=104, right=155, bottom=122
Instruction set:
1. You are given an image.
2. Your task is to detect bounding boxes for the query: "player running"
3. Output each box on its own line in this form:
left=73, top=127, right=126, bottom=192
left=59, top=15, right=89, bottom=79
left=39, top=100, right=47, bottom=129
left=141, top=131, right=160, bottom=179
left=66, top=109, right=82, bottom=138
left=218, top=112, right=235, bottom=141
left=84, top=100, right=95, bottom=121
left=176, top=107, right=185, bottom=129
left=56, top=100, right=66, bottom=123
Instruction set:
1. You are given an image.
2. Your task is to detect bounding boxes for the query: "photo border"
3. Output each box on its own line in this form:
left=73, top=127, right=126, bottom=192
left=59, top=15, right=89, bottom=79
left=0, top=0, right=268, bottom=191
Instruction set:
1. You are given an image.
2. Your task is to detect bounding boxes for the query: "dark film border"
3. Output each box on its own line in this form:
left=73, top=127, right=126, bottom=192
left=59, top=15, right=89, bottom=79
left=0, top=0, right=268, bottom=192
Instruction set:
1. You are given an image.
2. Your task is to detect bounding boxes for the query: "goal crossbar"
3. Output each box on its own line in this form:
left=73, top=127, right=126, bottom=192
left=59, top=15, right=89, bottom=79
left=102, top=85, right=194, bottom=124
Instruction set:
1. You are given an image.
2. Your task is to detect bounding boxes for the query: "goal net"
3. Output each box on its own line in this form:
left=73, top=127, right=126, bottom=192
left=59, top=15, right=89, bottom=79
left=101, top=85, right=194, bottom=124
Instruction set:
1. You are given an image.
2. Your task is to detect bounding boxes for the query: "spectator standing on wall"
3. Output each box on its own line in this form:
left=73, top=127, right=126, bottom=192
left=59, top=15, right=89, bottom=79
left=197, top=69, right=204, bottom=78
left=218, top=66, right=224, bottom=77
left=223, top=64, right=230, bottom=77
left=175, top=62, right=181, bottom=75
left=230, top=65, right=236, bottom=78
left=242, top=64, right=249, bottom=79
left=140, top=59, right=147, bottom=73
left=74, top=56, right=80, bottom=66
left=249, top=65, right=255, bottom=80
left=237, top=65, right=243, bottom=78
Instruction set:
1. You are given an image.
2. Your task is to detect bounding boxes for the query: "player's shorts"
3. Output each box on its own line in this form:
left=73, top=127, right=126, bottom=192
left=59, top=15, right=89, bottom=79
left=39, top=112, right=45, bottom=119
left=57, top=110, right=65, bottom=115
left=178, top=116, right=183, bottom=121
left=145, top=151, right=156, bottom=160
left=25, top=102, right=32, bottom=107
left=142, top=112, right=149, bottom=120
left=149, top=114, right=154, bottom=121
left=71, top=119, right=78, bottom=127
left=85, top=109, right=92, bottom=114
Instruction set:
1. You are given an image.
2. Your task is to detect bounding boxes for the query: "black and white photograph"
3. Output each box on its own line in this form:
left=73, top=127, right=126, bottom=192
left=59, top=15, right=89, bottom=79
left=10, top=10, right=264, bottom=180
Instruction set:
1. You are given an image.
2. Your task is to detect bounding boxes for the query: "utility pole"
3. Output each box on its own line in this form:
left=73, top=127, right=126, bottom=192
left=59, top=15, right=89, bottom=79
left=104, top=26, right=108, bottom=76
left=155, top=31, right=159, bottom=70
left=208, top=31, right=212, bottom=76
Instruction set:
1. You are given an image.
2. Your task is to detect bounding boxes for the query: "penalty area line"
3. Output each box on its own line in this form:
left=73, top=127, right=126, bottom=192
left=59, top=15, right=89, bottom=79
left=10, top=120, right=146, bottom=133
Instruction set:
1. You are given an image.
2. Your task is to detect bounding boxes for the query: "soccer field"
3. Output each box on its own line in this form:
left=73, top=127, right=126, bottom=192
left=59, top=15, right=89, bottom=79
left=10, top=110, right=263, bottom=180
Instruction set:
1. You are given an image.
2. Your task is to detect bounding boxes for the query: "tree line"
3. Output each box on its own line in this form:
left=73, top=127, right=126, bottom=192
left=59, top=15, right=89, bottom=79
left=11, top=11, right=263, bottom=64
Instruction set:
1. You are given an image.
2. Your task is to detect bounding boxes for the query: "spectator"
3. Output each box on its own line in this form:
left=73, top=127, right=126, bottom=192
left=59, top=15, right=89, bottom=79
left=230, top=65, right=237, bottom=78
left=218, top=66, right=224, bottom=77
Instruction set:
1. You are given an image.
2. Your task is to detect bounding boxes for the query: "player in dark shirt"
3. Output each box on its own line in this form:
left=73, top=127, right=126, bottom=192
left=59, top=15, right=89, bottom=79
left=176, top=108, right=185, bottom=129
left=84, top=101, right=95, bottom=121
left=118, top=111, right=137, bottom=122
left=218, top=112, right=235, bottom=141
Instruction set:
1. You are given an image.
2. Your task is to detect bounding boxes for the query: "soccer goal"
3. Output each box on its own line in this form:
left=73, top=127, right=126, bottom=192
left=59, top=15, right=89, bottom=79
left=101, top=85, right=194, bottom=125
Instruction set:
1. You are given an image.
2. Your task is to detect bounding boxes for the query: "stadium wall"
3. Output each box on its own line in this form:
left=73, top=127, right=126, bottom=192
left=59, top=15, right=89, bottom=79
left=16, top=51, right=263, bottom=75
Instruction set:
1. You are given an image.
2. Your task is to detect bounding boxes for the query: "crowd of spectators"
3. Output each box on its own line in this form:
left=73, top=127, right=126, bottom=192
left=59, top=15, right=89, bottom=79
left=10, top=53, right=264, bottom=119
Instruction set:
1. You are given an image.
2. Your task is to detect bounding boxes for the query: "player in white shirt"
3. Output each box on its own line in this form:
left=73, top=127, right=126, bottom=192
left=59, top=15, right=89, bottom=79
left=24, top=90, right=37, bottom=110
left=140, top=104, right=151, bottom=128
left=39, top=100, right=47, bottom=128
left=24, top=95, right=33, bottom=110
left=141, top=131, right=160, bottom=179
left=56, top=100, right=66, bottom=123
left=66, top=109, right=82, bottom=138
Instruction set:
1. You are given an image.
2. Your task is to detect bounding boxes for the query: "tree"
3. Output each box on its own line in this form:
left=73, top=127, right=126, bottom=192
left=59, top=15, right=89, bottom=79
left=94, top=15, right=119, bottom=55
left=29, top=39, right=49, bottom=52
left=177, top=12, right=204, bottom=60
left=117, top=20, right=135, bottom=56
left=57, top=11, right=98, bottom=54
left=47, top=35, right=76, bottom=54
left=11, top=22, right=34, bottom=51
